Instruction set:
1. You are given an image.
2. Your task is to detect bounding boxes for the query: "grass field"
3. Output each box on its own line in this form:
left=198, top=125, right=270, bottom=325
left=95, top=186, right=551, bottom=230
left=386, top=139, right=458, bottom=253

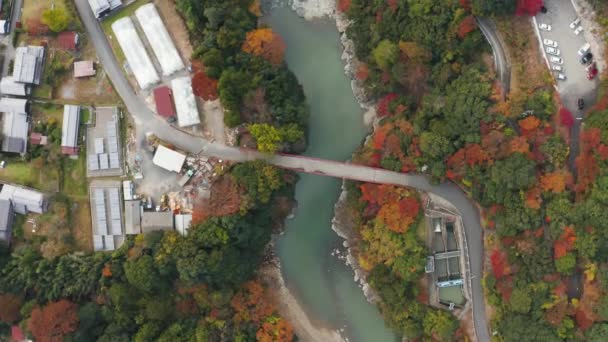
left=21, top=0, right=68, bottom=30
left=62, top=151, right=88, bottom=199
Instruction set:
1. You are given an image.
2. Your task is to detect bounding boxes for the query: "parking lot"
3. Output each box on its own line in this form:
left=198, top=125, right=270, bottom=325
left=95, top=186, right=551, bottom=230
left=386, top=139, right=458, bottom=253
left=534, top=0, right=599, bottom=118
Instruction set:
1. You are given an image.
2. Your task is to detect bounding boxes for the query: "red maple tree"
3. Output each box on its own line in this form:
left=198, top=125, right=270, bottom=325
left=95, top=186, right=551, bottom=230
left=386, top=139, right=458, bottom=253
left=516, top=0, right=544, bottom=16
left=559, top=107, right=574, bottom=128
left=457, top=16, right=476, bottom=39
left=553, top=226, right=576, bottom=259
left=28, top=300, right=79, bottom=342
left=192, top=71, right=219, bottom=100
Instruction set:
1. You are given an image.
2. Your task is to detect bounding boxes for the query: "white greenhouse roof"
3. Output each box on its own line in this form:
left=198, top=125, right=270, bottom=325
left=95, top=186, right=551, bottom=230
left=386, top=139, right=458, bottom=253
left=171, top=77, right=200, bottom=127
left=61, top=105, right=80, bottom=149
left=135, top=4, right=184, bottom=76
left=111, top=17, right=159, bottom=89
left=153, top=145, right=186, bottom=173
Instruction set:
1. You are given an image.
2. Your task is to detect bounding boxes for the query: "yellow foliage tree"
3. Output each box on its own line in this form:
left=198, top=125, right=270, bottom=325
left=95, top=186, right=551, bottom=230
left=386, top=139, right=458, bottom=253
left=242, top=28, right=286, bottom=65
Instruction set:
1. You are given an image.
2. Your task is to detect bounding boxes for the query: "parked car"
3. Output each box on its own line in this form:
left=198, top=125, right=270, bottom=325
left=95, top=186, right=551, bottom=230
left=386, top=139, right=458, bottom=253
left=0, top=160, right=5, bottom=169
left=543, top=39, right=558, bottom=48
left=546, top=47, right=560, bottom=56
left=539, top=23, right=552, bottom=31
left=550, top=56, right=564, bottom=64
left=581, top=52, right=593, bottom=65
left=574, top=26, right=584, bottom=35
left=551, top=65, right=563, bottom=72
left=577, top=43, right=591, bottom=56
left=587, top=62, right=598, bottom=80
left=166, top=116, right=177, bottom=124
left=570, top=18, right=581, bottom=29
left=578, top=98, right=585, bottom=110
left=556, top=73, right=567, bottom=81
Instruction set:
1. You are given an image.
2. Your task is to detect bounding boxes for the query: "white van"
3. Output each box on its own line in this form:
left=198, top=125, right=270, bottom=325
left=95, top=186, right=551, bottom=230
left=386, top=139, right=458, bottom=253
left=578, top=43, right=591, bottom=56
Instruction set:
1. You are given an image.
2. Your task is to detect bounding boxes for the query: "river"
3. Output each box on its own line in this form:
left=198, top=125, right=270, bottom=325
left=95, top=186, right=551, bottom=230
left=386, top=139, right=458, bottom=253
left=264, top=6, right=398, bottom=342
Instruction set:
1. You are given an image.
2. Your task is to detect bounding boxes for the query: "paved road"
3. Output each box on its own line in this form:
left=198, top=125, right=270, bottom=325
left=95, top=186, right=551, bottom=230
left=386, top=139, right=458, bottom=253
left=534, top=0, right=600, bottom=175
left=477, top=17, right=510, bottom=95
left=74, top=1, right=490, bottom=341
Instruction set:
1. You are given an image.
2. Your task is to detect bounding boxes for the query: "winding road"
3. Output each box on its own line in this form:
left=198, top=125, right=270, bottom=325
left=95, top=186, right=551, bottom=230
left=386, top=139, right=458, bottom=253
left=477, top=17, right=510, bottom=95
left=74, top=1, right=491, bottom=341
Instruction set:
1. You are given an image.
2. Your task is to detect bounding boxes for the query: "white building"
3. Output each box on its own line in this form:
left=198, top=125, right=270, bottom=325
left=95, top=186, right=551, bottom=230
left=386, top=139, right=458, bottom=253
left=0, top=98, right=29, bottom=154
left=135, top=4, right=184, bottom=76
left=0, top=77, right=29, bottom=96
left=61, top=105, right=80, bottom=155
left=171, top=77, right=200, bottom=127
left=90, top=183, right=124, bottom=251
left=13, top=46, right=45, bottom=85
left=111, top=18, right=159, bottom=89
left=152, top=145, right=186, bottom=173
left=88, top=0, right=122, bottom=19
left=0, top=184, right=48, bottom=214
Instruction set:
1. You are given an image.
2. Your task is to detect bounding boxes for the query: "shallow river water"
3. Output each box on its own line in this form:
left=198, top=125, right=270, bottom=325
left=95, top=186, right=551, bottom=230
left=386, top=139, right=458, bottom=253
left=264, top=6, right=398, bottom=342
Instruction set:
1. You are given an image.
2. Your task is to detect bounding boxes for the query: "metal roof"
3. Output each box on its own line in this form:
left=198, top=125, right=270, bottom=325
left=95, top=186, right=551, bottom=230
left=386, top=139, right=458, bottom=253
left=111, top=17, right=159, bottom=89
left=153, top=86, right=176, bottom=118
left=175, top=214, right=192, bottom=236
left=0, top=199, right=14, bottom=241
left=0, top=184, right=47, bottom=214
left=94, top=138, right=104, bottom=154
left=74, top=61, right=95, bottom=78
left=0, top=77, right=28, bottom=96
left=90, top=184, right=124, bottom=251
left=1, top=111, right=28, bottom=154
left=61, top=105, right=80, bottom=154
left=171, top=77, right=200, bottom=127
left=141, top=211, right=173, bottom=233
left=99, top=153, right=109, bottom=169
left=88, top=0, right=122, bottom=18
left=13, top=46, right=44, bottom=85
left=0, top=97, right=28, bottom=113
left=152, top=145, right=186, bottom=173
left=124, top=200, right=141, bottom=234
left=135, top=4, right=184, bottom=76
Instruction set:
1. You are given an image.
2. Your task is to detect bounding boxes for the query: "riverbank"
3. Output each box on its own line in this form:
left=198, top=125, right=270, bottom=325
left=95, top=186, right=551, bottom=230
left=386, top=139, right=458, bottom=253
left=259, top=252, right=345, bottom=342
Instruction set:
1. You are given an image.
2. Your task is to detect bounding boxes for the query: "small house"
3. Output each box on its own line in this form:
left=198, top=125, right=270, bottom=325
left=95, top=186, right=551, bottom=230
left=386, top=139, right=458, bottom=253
left=74, top=61, right=96, bottom=78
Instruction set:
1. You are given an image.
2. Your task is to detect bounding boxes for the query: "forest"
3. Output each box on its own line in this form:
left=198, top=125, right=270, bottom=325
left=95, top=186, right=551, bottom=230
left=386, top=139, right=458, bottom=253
left=177, top=0, right=309, bottom=153
left=0, top=161, right=297, bottom=341
left=341, top=0, right=608, bottom=340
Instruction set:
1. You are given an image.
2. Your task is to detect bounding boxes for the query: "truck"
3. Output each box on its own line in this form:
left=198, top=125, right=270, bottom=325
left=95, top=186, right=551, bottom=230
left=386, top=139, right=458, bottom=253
left=178, top=169, right=196, bottom=187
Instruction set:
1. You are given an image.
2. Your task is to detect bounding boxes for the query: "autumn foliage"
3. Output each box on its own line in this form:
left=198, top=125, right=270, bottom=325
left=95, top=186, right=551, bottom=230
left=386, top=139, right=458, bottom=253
left=337, top=0, right=351, bottom=12
left=490, top=249, right=511, bottom=279
left=518, top=115, right=541, bottom=132
left=515, top=0, right=544, bottom=16
left=0, top=294, right=22, bottom=323
left=360, top=183, right=421, bottom=233
left=377, top=93, right=398, bottom=117
left=242, top=28, right=286, bottom=65
left=192, top=176, right=242, bottom=224
left=192, top=71, right=219, bottom=100
left=457, top=16, right=477, bottom=39
left=28, top=300, right=79, bottom=342
left=559, top=107, right=574, bottom=128
left=540, top=171, right=570, bottom=193
left=553, top=226, right=576, bottom=259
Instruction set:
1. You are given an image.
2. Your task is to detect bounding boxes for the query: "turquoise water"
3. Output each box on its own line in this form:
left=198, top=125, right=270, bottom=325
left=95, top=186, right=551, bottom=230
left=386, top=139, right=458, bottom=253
left=264, top=7, right=398, bottom=342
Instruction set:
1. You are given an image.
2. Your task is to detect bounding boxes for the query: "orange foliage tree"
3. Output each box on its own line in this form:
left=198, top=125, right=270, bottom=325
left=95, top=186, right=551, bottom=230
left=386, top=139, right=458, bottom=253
left=360, top=183, right=420, bottom=233
left=256, top=319, right=295, bottom=342
left=192, top=176, right=242, bottom=224
left=457, top=16, right=476, bottom=38
left=508, top=136, right=530, bottom=154
left=231, top=281, right=276, bottom=324
left=337, top=0, right=352, bottom=12
left=192, top=71, right=219, bottom=100
left=519, top=115, right=541, bottom=131
left=242, top=28, right=286, bottom=65
left=553, top=226, right=576, bottom=259
left=540, top=171, right=570, bottom=193
left=28, top=300, right=79, bottom=342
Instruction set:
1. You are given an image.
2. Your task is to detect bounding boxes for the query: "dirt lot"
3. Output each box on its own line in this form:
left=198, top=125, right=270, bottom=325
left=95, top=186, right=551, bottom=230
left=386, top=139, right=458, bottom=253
left=21, top=0, right=69, bottom=30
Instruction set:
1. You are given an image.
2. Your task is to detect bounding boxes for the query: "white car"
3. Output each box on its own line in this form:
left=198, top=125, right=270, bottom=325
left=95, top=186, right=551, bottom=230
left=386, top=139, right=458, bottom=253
left=570, top=18, right=581, bottom=29
left=578, top=43, right=591, bottom=56
left=551, top=65, right=563, bottom=72
left=539, top=23, right=552, bottom=31
left=546, top=47, right=560, bottom=56
left=556, top=73, right=567, bottom=81
left=543, top=39, right=558, bottom=48
left=550, top=56, right=564, bottom=64
left=574, top=26, right=584, bottom=35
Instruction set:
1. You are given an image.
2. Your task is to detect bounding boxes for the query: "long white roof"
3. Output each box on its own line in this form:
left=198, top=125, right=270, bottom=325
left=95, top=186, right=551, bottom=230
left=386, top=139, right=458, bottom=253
left=135, top=4, right=184, bottom=76
left=0, top=77, right=28, bottom=96
left=0, top=97, right=27, bottom=114
left=111, top=18, right=159, bottom=89
left=171, top=77, right=200, bottom=127
left=61, top=105, right=80, bottom=149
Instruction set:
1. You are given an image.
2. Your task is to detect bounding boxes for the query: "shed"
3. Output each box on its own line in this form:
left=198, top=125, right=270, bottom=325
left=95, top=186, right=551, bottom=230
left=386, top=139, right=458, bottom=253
left=58, top=31, right=79, bottom=50
left=0, top=97, right=28, bottom=113
left=0, top=77, right=29, bottom=96
left=171, top=77, right=200, bottom=127
left=124, top=200, right=141, bottom=235
left=30, top=132, right=47, bottom=145
left=152, top=145, right=186, bottom=173
left=74, top=61, right=95, bottom=78
left=153, top=86, right=176, bottom=118
left=111, top=18, right=159, bottom=89
left=0, top=184, right=48, bottom=214
left=1, top=112, right=29, bottom=154
left=135, top=4, right=184, bottom=76
left=141, top=211, right=173, bottom=233
left=13, top=46, right=45, bottom=85
left=175, top=214, right=192, bottom=236
left=61, top=105, right=80, bottom=155
left=0, top=199, right=14, bottom=242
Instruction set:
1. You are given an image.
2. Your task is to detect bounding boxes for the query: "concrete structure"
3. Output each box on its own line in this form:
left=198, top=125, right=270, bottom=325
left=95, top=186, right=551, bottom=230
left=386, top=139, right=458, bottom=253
left=61, top=105, right=80, bottom=155
left=0, top=77, right=29, bottom=96
left=90, top=181, right=124, bottom=251
left=153, top=86, right=176, bottom=118
left=86, top=107, right=123, bottom=177
left=111, top=18, right=159, bottom=89
left=13, top=46, right=45, bottom=85
left=175, top=214, right=192, bottom=236
left=171, top=77, right=200, bottom=127
left=0, top=184, right=48, bottom=214
left=88, top=0, right=122, bottom=18
left=135, top=4, right=184, bottom=76
left=124, top=200, right=141, bottom=235
left=0, top=199, right=14, bottom=242
left=74, top=61, right=96, bottom=78
left=152, top=145, right=186, bottom=173
left=141, top=211, right=173, bottom=233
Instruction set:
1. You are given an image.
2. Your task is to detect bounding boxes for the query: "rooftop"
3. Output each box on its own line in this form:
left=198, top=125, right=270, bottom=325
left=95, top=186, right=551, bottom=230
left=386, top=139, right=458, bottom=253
left=153, top=86, right=176, bottom=118
left=61, top=105, right=80, bottom=155
left=13, top=46, right=45, bottom=85
left=152, top=145, right=186, bottom=173
left=0, top=77, right=29, bottom=97
left=74, top=61, right=95, bottom=78
left=141, top=211, right=173, bottom=233
left=58, top=31, right=78, bottom=50
left=171, top=77, right=200, bottom=127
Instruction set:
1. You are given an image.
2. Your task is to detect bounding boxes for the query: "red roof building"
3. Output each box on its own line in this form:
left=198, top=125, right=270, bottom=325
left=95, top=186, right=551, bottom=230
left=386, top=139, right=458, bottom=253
left=11, top=325, right=25, bottom=341
left=58, top=31, right=79, bottom=50
left=30, top=132, right=42, bottom=145
left=153, top=86, right=176, bottom=118
left=62, top=146, right=78, bottom=155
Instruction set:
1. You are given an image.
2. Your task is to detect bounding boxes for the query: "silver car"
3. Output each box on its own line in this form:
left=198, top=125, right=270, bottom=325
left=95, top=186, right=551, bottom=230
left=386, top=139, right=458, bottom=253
left=550, top=56, right=564, bottom=64
left=543, top=39, right=558, bottom=48
left=570, top=18, right=581, bottom=29
left=539, top=23, right=552, bottom=31
left=551, top=65, right=563, bottom=72
left=546, top=47, right=561, bottom=56
left=574, top=26, right=584, bottom=35
left=556, top=73, right=567, bottom=81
